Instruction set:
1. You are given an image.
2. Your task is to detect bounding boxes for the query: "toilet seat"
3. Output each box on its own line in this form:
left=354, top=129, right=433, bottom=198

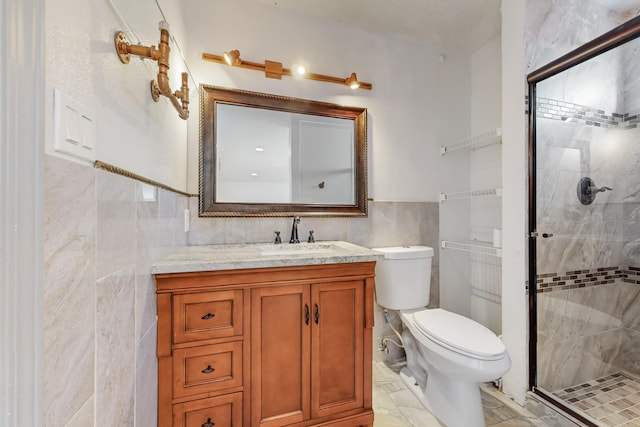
left=412, top=309, right=506, bottom=361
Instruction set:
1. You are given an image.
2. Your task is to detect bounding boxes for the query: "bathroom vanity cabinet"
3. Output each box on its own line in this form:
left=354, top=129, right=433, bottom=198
left=154, top=257, right=376, bottom=427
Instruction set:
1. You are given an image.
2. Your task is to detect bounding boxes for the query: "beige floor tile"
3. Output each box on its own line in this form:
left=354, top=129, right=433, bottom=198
left=490, top=418, right=539, bottom=427
left=602, top=411, right=636, bottom=425
left=397, top=406, right=443, bottom=427
left=586, top=404, right=616, bottom=419
left=373, top=412, right=413, bottom=427
left=373, top=362, right=582, bottom=427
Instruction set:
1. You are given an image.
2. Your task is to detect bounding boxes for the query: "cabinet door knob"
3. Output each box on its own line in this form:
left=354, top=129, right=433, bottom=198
left=201, top=365, right=215, bottom=374
left=314, top=304, right=320, bottom=324
left=202, top=418, right=216, bottom=427
left=201, top=312, right=215, bottom=320
left=305, top=304, right=310, bottom=325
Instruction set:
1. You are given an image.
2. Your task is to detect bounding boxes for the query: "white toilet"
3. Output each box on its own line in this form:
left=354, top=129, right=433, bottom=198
left=373, top=246, right=511, bottom=427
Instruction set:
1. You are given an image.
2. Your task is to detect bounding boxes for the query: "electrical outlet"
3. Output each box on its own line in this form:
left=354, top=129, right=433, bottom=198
left=376, top=337, right=385, bottom=352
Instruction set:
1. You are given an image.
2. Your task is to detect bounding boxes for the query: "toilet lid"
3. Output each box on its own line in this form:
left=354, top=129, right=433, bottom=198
left=413, top=309, right=506, bottom=360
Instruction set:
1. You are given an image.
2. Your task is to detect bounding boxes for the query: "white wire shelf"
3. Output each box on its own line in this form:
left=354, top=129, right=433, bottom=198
left=441, top=240, right=502, bottom=257
left=440, top=128, right=502, bottom=155
left=440, top=188, right=502, bottom=202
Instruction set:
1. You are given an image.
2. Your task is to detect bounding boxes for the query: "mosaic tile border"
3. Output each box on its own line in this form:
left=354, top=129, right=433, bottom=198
left=623, top=266, right=640, bottom=285
left=536, top=266, right=639, bottom=293
left=524, top=95, right=640, bottom=130
left=536, top=97, right=640, bottom=129
left=553, top=372, right=640, bottom=427
left=555, top=372, right=631, bottom=403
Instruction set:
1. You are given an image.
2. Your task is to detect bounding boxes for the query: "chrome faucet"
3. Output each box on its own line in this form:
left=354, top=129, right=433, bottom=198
left=289, top=216, right=300, bottom=243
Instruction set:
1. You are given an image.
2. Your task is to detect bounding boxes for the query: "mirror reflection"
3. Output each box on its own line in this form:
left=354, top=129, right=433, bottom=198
left=216, top=104, right=355, bottom=204
left=200, top=86, right=368, bottom=217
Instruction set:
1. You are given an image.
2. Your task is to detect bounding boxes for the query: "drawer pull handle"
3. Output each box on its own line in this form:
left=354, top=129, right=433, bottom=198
left=305, top=304, right=310, bottom=325
left=201, top=312, right=215, bottom=320
left=314, top=304, right=320, bottom=324
left=201, top=365, right=216, bottom=374
left=202, top=418, right=215, bottom=427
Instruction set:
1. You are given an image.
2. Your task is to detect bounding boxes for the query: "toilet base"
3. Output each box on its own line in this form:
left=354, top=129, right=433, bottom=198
left=399, top=367, right=486, bottom=427
left=398, top=368, right=431, bottom=410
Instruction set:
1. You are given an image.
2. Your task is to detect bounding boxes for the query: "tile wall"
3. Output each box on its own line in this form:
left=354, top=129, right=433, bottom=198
left=537, top=277, right=640, bottom=391
left=534, top=94, right=640, bottom=393
left=43, top=155, right=188, bottom=426
left=535, top=117, right=640, bottom=390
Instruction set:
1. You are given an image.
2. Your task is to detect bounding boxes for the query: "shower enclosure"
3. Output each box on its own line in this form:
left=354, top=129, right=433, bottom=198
left=529, top=17, right=640, bottom=427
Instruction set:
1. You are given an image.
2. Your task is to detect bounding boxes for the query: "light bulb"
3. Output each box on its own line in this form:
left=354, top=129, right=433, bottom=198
left=346, top=72, right=360, bottom=89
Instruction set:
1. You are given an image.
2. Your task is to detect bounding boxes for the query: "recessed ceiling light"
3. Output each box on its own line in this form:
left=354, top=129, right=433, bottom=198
left=255, top=147, right=265, bottom=152
left=250, top=172, right=258, bottom=177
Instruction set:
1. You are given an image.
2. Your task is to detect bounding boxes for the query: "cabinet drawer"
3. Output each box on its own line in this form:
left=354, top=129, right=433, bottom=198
left=173, top=392, right=242, bottom=427
left=174, top=342, right=243, bottom=398
left=174, top=290, right=243, bottom=343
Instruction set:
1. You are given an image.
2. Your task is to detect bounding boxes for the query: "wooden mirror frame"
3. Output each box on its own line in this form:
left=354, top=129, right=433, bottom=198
left=199, top=85, right=368, bottom=217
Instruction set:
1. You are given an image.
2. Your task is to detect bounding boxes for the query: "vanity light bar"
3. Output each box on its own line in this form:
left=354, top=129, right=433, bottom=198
left=202, top=51, right=372, bottom=90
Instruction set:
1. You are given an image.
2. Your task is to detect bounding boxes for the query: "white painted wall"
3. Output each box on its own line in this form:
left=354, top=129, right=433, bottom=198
left=184, top=0, right=470, bottom=202
left=501, top=0, right=529, bottom=405
left=471, top=38, right=502, bottom=134
left=469, top=37, right=503, bottom=334
left=439, top=37, right=503, bottom=333
left=45, top=0, right=189, bottom=191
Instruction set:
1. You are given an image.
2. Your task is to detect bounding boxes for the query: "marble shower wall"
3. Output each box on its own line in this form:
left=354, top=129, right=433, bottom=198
left=528, top=0, right=640, bottom=392
left=188, top=200, right=440, bottom=362
left=525, top=0, right=629, bottom=74
left=537, top=277, right=640, bottom=391
left=43, top=155, right=188, bottom=427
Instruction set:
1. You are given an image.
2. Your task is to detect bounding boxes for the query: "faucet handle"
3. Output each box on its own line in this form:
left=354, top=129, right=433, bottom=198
left=274, top=230, right=282, bottom=244
left=308, top=230, right=315, bottom=243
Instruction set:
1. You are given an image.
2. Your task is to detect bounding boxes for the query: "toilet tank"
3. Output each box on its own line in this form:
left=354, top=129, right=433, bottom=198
left=372, top=246, right=434, bottom=310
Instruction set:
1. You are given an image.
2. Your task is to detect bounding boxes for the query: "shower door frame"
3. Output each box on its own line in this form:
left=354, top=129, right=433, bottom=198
left=527, top=14, right=640, bottom=426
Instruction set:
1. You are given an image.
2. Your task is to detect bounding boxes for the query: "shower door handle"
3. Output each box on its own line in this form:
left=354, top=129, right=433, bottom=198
left=530, top=231, right=554, bottom=238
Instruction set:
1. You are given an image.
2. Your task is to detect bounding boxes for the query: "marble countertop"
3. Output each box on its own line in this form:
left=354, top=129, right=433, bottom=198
left=151, top=241, right=384, bottom=274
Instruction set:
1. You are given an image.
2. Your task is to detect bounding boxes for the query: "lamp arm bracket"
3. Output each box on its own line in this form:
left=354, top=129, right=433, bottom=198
left=114, top=25, right=189, bottom=120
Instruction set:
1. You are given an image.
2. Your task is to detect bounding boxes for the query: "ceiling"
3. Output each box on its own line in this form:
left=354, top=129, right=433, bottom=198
left=250, top=0, right=640, bottom=54
left=253, top=0, right=502, bottom=53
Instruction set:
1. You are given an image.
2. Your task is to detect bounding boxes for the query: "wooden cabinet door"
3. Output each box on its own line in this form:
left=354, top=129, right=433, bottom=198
left=173, top=392, right=243, bottom=427
left=173, top=290, right=243, bottom=343
left=251, top=285, right=311, bottom=427
left=311, top=280, right=364, bottom=419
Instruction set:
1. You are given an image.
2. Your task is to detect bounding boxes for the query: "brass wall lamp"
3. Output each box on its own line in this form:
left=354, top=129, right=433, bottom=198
left=202, top=50, right=372, bottom=90
left=115, top=21, right=189, bottom=120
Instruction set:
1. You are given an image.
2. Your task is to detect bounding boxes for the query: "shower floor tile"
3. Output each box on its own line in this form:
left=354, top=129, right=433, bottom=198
left=553, top=372, right=640, bottom=426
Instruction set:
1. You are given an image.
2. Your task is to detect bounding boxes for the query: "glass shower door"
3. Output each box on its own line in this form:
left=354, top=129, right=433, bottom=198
left=532, top=34, right=640, bottom=427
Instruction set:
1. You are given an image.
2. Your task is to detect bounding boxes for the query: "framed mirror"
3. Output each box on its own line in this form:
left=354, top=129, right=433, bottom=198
left=199, top=85, right=368, bottom=217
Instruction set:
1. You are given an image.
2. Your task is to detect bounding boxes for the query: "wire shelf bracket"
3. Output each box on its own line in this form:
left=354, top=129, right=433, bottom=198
left=440, top=128, right=502, bottom=155
left=441, top=240, right=502, bottom=257
left=440, top=187, right=502, bottom=202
